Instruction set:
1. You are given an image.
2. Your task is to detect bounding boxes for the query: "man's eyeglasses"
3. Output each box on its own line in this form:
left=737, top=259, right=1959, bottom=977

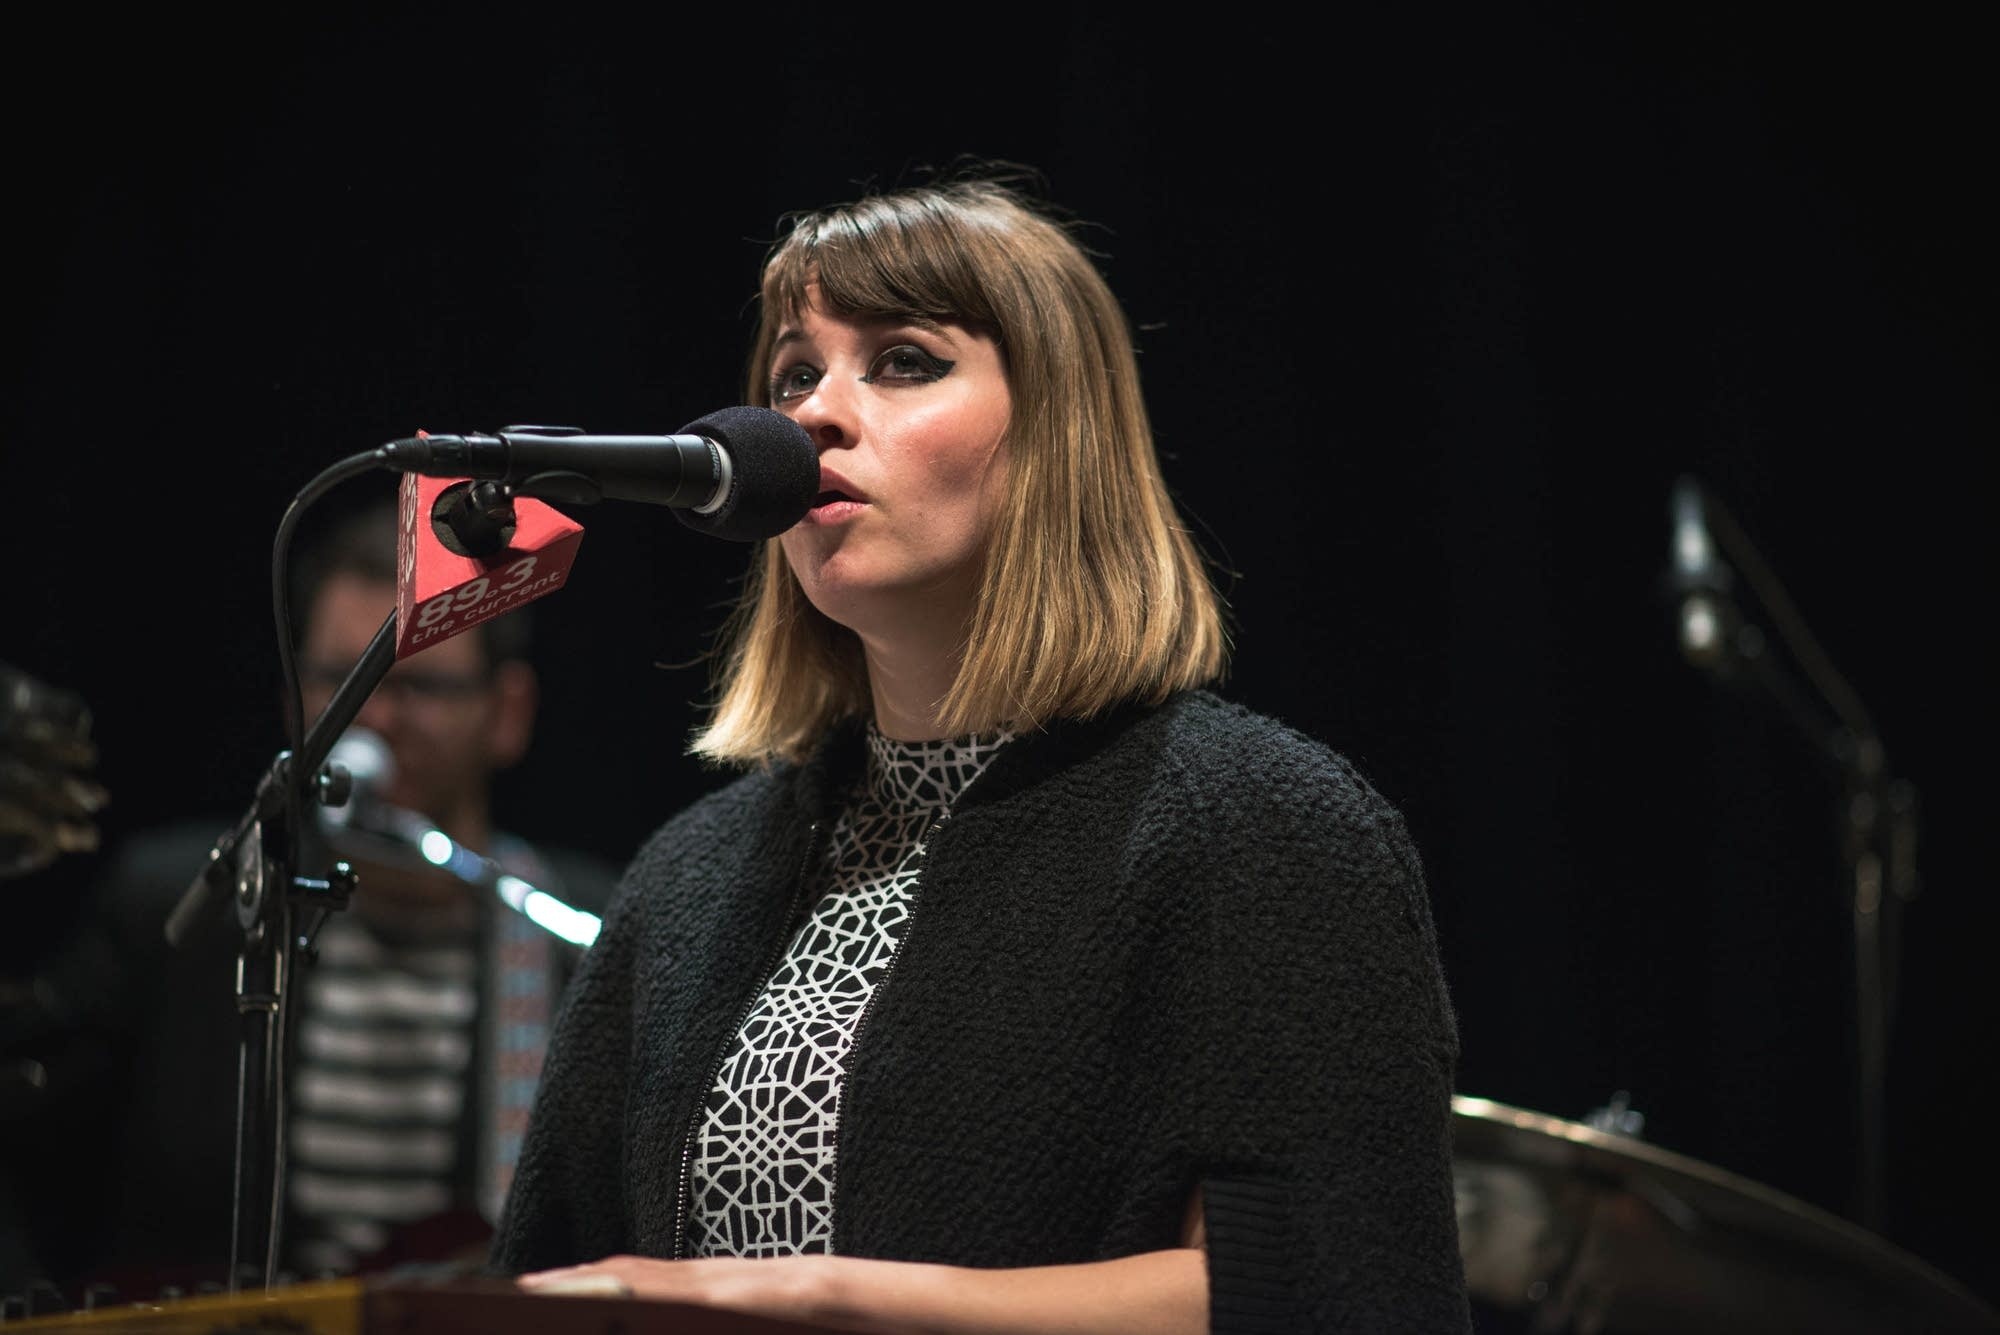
left=300, top=661, right=495, bottom=703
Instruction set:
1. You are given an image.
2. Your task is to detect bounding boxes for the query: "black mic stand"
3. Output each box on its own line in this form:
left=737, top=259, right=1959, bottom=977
left=1666, top=475, right=1920, bottom=1234
left=161, top=475, right=529, bottom=1293
left=164, top=611, right=394, bottom=1291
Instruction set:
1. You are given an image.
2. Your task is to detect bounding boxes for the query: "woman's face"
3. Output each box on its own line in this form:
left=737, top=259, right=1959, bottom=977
left=771, top=292, right=1012, bottom=644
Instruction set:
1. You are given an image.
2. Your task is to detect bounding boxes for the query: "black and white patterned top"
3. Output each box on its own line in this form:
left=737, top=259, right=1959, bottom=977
left=686, top=723, right=1015, bottom=1256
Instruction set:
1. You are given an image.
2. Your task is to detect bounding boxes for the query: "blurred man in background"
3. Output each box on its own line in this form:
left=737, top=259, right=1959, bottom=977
left=1, top=485, right=619, bottom=1306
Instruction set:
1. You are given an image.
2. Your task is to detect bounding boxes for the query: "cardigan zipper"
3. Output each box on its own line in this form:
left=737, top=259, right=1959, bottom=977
left=671, top=817, right=826, bottom=1259
left=825, top=809, right=949, bottom=1255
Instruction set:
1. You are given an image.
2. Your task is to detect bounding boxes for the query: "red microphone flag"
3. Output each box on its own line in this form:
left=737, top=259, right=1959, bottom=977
left=394, top=469, right=584, bottom=660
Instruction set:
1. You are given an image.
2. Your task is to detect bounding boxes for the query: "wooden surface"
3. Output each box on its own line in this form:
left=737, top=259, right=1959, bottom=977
left=0, top=1275, right=856, bottom=1334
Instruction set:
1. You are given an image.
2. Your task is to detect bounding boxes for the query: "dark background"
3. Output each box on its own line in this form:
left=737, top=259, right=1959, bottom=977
left=6, top=2, right=1992, bottom=1321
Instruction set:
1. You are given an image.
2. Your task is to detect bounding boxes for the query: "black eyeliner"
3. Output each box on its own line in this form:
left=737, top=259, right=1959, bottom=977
left=860, top=346, right=955, bottom=385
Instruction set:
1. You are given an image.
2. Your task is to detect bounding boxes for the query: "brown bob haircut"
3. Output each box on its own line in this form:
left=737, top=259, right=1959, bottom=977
left=689, top=173, right=1230, bottom=767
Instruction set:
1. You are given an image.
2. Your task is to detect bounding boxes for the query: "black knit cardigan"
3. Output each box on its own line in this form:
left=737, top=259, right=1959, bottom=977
left=489, top=690, right=1472, bottom=1333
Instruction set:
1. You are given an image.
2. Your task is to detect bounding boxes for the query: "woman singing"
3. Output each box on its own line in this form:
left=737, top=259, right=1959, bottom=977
left=492, top=168, right=1471, bottom=1334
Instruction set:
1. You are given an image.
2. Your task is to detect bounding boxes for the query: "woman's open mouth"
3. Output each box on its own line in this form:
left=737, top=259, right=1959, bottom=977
left=803, top=489, right=865, bottom=524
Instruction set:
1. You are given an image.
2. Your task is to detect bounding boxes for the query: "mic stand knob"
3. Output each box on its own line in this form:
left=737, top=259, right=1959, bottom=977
left=432, top=479, right=519, bottom=558
left=315, top=760, right=356, bottom=812
left=294, top=862, right=358, bottom=964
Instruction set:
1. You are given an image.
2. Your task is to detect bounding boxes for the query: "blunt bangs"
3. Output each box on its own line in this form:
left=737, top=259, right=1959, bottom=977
left=756, top=193, right=1014, bottom=365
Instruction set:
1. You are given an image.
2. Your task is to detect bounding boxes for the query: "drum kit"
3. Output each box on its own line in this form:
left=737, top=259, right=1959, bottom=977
left=1452, top=1093, right=1998, bottom=1333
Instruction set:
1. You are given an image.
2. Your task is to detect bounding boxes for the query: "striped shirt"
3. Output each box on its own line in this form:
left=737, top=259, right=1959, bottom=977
left=285, top=912, right=478, bottom=1276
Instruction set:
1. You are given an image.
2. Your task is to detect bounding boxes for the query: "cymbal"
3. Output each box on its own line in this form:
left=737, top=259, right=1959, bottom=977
left=1452, top=1095, right=1998, bottom=1333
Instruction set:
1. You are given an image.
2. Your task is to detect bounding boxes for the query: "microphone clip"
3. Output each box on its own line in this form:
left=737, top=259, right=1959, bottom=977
left=432, top=479, right=519, bottom=559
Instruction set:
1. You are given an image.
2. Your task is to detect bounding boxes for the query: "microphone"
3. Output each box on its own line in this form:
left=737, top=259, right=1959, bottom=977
left=319, top=726, right=601, bottom=948
left=379, top=406, right=819, bottom=543
left=318, top=726, right=489, bottom=893
left=1668, top=476, right=1738, bottom=670
left=321, top=727, right=395, bottom=831
left=318, top=727, right=446, bottom=863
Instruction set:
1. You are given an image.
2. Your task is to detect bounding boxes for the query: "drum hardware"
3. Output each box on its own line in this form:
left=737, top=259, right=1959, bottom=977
left=1666, top=476, right=1921, bottom=1233
left=1452, top=1093, right=1998, bottom=1334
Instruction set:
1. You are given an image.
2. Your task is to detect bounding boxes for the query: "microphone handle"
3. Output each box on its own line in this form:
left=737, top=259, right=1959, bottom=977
left=381, top=431, right=725, bottom=509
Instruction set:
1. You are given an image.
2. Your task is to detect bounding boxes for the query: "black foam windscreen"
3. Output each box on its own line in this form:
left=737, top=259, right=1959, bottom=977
left=674, top=406, right=820, bottom=542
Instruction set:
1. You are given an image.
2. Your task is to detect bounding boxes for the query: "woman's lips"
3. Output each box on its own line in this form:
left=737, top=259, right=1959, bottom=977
left=802, top=472, right=866, bottom=524
left=803, top=492, right=865, bottom=524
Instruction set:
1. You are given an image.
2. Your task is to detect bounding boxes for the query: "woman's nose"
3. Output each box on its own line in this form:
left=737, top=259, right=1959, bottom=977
left=789, top=379, right=853, bottom=449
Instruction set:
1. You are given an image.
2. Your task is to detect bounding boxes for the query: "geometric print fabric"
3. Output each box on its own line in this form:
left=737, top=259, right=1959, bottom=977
left=687, top=723, right=1014, bottom=1256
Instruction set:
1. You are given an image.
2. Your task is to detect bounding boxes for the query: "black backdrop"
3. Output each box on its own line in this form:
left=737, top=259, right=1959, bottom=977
left=7, top=3, right=1992, bottom=1316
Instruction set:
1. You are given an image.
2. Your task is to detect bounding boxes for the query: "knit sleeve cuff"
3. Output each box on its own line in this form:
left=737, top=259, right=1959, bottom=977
left=1203, top=1175, right=1302, bottom=1334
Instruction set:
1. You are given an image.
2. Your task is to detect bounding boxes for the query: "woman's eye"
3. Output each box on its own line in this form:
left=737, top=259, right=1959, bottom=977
left=768, top=363, right=820, bottom=405
left=861, top=344, right=955, bottom=386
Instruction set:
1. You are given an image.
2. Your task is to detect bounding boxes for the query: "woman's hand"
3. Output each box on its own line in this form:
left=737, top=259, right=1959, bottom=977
left=519, top=1253, right=850, bottom=1321
left=515, top=1248, right=1209, bottom=1335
